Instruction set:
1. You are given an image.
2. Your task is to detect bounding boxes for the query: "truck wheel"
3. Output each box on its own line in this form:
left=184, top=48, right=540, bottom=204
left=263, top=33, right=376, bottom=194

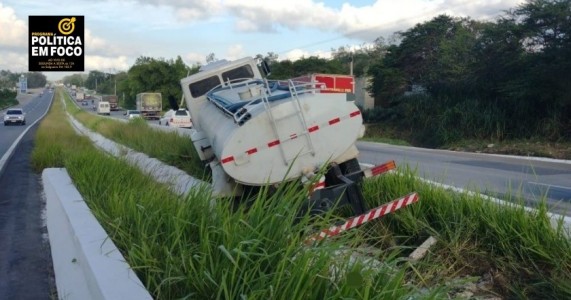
left=166, top=122, right=169, bottom=126
left=158, top=120, right=161, bottom=125
left=340, top=158, right=361, bottom=174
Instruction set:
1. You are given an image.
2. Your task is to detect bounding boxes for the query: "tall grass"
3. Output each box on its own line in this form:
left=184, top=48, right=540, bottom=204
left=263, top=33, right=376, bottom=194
left=60, top=91, right=205, bottom=178
left=362, top=169, right=571, bottom=298
left=34, top=88, right=447, bottom=299
left=33, top=88, right=571, bottom=299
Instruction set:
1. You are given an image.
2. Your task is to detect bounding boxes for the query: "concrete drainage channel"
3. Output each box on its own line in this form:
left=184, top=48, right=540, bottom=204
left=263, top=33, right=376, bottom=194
left=44, top=96, right=571, bottom=298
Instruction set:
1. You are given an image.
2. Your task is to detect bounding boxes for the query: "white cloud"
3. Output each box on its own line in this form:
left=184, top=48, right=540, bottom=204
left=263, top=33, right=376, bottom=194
left=282, top=48, right=332, bottom=61
left=185, top=52, right=206, bottom=65
left=225, top=44, right=245, bottom=60
left=85, top=55, right=130, bottom=72
left=0, top=3, right=27, bottom=48
left=222, top=0, right=523, bottom=40
left=133, top=0, right=223, bottom=20
left=85, top=29, right=108, bottom=53
left=224, top=0, right=338, bottom=32
left=0, top=51, right=28, bottom=72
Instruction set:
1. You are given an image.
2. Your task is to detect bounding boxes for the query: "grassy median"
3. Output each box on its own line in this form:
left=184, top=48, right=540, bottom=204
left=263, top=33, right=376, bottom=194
left=31, top=87, right=571, bottom=299
left=61, top=90, right=205, bottom=178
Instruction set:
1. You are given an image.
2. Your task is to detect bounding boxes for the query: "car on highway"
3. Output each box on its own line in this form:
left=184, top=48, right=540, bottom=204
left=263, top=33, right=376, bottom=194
left=3, top=108, right=26, bottom=126
left=124, top=110, right=142, bottom=119
left=159, top=109, right=192, bottom=128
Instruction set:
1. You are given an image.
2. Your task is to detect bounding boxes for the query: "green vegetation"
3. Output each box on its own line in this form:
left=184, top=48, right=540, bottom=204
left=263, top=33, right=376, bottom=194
left=363, top=0, right=571, bottom=147
left=32, top=88, right=571, bottom=299
left=0, top=70, right=47, bottom=89
left=62, top=91, right=205, bottom=178
left=0, top=88, right=18, bottom=109
left=361, top=123, right=411, bottom=146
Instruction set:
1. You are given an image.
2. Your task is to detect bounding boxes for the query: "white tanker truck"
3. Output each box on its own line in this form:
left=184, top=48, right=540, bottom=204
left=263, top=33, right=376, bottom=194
left=180, top=57, right=413, bottom=216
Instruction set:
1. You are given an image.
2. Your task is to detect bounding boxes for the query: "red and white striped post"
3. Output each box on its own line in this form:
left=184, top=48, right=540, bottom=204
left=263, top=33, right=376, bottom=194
left=305, top=192, right=419, bottom=243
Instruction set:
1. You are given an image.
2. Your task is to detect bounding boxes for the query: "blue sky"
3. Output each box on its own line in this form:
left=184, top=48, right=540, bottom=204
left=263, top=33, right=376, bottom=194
left=0, top=0, right=524, bottom=80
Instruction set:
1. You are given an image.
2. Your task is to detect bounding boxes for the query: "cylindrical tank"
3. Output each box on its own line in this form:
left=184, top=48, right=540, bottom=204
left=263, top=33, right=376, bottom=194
left=199, top=91, right=363, bottom=185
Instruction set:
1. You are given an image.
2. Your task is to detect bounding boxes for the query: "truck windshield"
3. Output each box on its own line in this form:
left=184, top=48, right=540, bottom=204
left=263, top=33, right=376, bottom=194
left=7, top=110, right=23, bottom=115
left=221, top=65, right=254, bottom=83
left=189, top=75, right=221, bottom=98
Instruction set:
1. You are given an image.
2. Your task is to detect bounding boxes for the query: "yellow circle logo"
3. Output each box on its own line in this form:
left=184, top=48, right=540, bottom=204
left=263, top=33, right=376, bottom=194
left=58, top=17, right=76, bottom=35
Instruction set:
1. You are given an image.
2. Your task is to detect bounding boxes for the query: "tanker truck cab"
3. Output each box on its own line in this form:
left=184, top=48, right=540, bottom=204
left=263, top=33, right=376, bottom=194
left=179, top=57, right=416, bottom=221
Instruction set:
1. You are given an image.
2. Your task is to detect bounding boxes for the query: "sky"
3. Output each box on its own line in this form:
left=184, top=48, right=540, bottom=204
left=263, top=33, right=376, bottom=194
left=0, top=0, right=525, bottom=81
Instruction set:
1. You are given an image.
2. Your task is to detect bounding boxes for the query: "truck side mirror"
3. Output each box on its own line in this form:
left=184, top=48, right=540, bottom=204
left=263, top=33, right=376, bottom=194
left=261, top=60, right=271, bottom=77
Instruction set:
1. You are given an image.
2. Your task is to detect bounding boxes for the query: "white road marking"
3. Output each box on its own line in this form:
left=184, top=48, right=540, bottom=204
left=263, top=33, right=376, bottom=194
left=529, top=181, right=571, bottom=191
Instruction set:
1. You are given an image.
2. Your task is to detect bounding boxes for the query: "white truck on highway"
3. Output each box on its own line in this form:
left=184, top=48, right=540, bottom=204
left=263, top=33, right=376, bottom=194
left=96, top=101, right=111, bottom=115
left=136, top=93, right=162, bottom=120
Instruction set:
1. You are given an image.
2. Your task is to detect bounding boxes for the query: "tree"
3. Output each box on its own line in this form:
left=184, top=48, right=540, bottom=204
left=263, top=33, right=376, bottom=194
left=206, top=53, right=217, bottom=63
left=0, top=70, right=20, bottom=89
left=387, top=15, right=482, bottom=96
left=25, top=72, right=47, bottom=88
left=512, top=0, right=571, bottom=131
left=120, top=56, right=197, bottom=109
left=84, top=71, right=106, bottom=91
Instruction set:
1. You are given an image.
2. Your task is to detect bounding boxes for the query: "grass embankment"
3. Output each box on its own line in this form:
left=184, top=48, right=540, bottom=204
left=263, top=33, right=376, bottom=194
left=62, top=91, right=205, bottom=178
left=33, top=88, right=571, bottom=299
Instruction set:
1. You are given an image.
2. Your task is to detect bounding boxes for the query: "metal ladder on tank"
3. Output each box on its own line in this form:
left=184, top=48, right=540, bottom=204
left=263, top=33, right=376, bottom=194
left=262, top=79, right=316, bottom=165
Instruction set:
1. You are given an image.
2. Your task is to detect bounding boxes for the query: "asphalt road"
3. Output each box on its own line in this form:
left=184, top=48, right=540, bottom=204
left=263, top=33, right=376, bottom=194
left=357, top=141, right=571, bottom=216
left=0, top=91, right=55, bottom=299
left=0, top=91, right=53, bottom=160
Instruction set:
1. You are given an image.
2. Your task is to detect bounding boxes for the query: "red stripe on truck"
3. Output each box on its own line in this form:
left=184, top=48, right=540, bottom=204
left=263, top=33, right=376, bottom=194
left=268, top=140, right=280, bottom=148
left=221, top=156, right=235, bottom=164
left=350, top=110, right=361, bottom=117
left=328, top=118, right=340, bottom=125
left=308, top=125, right=319, bottom=133
left=246, top=148, right=258, bottom=155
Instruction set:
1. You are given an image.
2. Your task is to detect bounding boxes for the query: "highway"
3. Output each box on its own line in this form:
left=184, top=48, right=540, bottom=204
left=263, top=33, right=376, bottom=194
left=0, top=91, right=53, bottom=161
left=357, top=141, right=571, bottom=216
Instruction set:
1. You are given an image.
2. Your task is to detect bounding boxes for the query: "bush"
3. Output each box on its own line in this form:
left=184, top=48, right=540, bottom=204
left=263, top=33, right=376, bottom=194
left=0, top=88, right=17, bottom=109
